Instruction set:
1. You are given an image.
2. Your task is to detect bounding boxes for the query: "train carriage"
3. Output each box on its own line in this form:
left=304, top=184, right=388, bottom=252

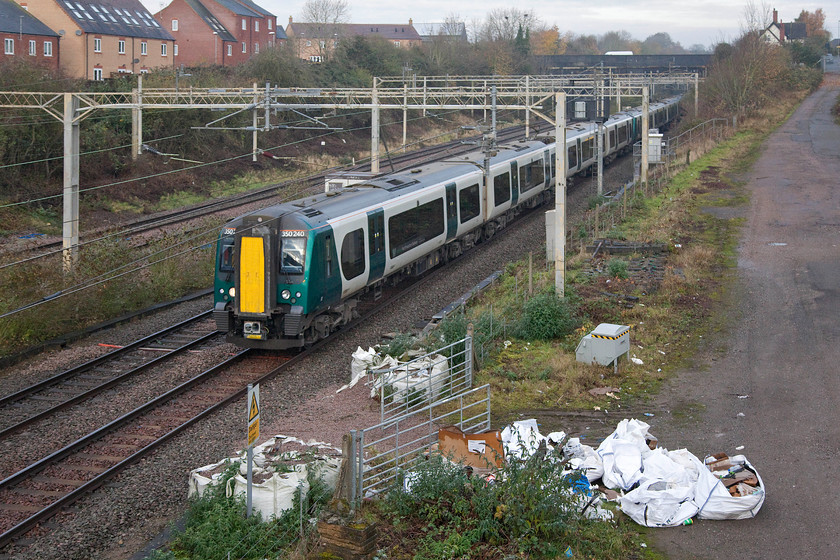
left=214, top=96, right=682, bottom=349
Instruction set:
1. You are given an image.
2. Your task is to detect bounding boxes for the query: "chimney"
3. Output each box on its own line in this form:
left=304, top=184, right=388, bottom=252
left=772, top=9, right=777, bottom=24
left=288, top=15, right=293, bottom=24
left=409, top=18, right=412, bottom=26
left=779, top=22, right=785, bottom=42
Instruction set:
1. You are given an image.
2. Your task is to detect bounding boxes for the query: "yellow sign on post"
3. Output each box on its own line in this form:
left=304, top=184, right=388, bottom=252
left=247, top=384, right=260, bottom=448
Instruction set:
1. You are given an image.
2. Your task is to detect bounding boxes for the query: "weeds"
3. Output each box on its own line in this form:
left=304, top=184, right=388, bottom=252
left=376, top=452, right=636, bottom=559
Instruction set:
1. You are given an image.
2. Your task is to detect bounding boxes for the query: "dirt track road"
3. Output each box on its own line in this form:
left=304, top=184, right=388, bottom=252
left=650, top=64, right=840, bottom=557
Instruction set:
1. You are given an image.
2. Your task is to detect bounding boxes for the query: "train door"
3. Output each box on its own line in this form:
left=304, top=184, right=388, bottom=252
left=445, top=183, right=457, bottom=241
left=510, top=162, right=519, bottom=205
left=367, top=208, right=386, bottom=282
left=235, top=222, right=276, bottom=318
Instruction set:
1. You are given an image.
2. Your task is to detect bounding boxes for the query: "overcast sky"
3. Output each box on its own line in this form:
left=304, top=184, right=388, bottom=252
left=142, top=0, right=839, bottom=49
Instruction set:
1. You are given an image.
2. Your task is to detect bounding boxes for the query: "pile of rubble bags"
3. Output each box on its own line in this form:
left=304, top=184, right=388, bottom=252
left=188, top=435, right=341, bottom=519
left=564, top=418, right=765, bottom=526
left=342, top=346, right=450, bottom=404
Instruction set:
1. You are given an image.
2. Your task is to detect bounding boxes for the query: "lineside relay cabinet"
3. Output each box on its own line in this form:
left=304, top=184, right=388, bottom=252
left=576, top=323, right=631, bottom=369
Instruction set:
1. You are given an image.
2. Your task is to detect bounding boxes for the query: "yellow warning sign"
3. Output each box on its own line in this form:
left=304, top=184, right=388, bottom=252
left=249, top=393, right=260, bottom=422
left=248, top=418, right=260, bottom=447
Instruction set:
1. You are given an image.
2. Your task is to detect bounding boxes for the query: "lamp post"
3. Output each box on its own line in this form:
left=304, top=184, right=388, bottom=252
left=213, top=31, right=218, bottom=65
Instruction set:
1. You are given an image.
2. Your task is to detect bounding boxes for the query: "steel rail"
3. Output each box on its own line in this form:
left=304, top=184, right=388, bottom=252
left=0, top=310, right=213, bottom=410
left=0, top=330, right=222, bottom=440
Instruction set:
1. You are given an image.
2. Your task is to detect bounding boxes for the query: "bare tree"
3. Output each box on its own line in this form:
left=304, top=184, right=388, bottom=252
left=479, top=8, right=538, bottom=42
left=300, top=0, right=349, bottom=24
left=741, top=0, right=772, bottom=35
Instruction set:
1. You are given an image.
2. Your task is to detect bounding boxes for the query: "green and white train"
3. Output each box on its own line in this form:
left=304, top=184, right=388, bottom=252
left=214, top=96, right=681, bottom=349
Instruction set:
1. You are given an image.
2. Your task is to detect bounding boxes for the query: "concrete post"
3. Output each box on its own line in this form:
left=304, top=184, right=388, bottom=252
left=402, top=84, right=407, bottom=151
left=641, top=87, right=649, bottom=190
left=554, top=92, right=566, bottom=298
left=525, top=75, right=530, bottom=138
left=371, top=79, right=380, bottom=174
left=62, top=93, right=80, bottom=272
left=251, top=83, right=258, bottom=162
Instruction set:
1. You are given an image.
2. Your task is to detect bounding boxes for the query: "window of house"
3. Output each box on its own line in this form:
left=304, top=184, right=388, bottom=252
left=393, top=41, right=400, bottom=47
left=254, top=20, right=259, bottom=31
left=388, top=199, right=444, bottom=258
left=459, top=184, right=480, bottom=223
left=306, top=40, right=311, bottom=46
left=241, top=41, right=246, bottom=53
left=340, top=229, right=365, bottom=280
left=309, top=55, right=321, bottom=62
left=267, top=19, right=272, bottom=29
left=227, top=44, right=232, bottom=56
left=171, top=19, right=178, bottom=31
left=254, top=42, right=258, bottom=53
left=140, top=41, right=147, bottom=55
left=118, top=39, right=125, bottom=54
left=4, top=39, right=13, bottom=55
left=241, top=18, right=246, bottom=30
left=29, top=40, right=36, bottom=56
left=94, top=38, right=101, bottom=52
left=174, top=44, right=178, bottom=56
left=93, top=67, right=103, bottom=80
left=44, top=41, right=52, bottom=57
left=161, top=43, right=167, bottom=56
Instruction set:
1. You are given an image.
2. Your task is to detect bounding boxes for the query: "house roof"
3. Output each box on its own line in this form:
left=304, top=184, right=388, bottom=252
left=182, top=0, right=236, bottom=42
left=210, top=0, right=261, bottom=18
left=0, top=0, right=60, bottom=36
left=413, top=22, right=467, bottom=40
left=231, top=0, right=273, bottom=18
left=56, top=0, right=174, bottom=40
left=782, top=22, right=807, bottom=40
left=287, top=22, right=420, bottom=41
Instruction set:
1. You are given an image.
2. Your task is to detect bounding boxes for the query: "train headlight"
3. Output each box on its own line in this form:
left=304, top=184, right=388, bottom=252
left=228, top=287, right=235, bottom=297
left=295, top=292, right=301, bottom=298
left=281, top=289, right=291, bottom=300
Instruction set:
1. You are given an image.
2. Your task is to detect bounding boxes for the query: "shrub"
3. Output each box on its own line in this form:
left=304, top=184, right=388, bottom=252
left=516, top=291, right=578, bottom=341
left=381, top=450, right=589, bottom=558
left=606, top=258, right=629, bottom=279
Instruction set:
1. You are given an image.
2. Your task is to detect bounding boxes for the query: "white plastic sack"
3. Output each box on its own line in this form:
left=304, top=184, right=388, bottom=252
left=597, top=419, right=656, bottom=491
left=695, top=455, right=765, bottom=520
left=564, top=438, right=604, bottom=482
left=188, top=459, right=231, bottom=499
left=371, top=354, right=449, bottom=403
left=502, top=419, right=549, bottom=460
left=619, top=478, right=699, bottom=527
left=340, top=347, right=399, bottom=393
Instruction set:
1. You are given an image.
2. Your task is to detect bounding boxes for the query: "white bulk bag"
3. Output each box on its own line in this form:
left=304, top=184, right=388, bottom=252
left=694, top=455, right=765, bottom=520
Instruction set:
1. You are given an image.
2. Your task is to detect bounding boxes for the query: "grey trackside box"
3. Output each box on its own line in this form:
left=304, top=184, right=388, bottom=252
left=575, top=323, right=631, bottom=367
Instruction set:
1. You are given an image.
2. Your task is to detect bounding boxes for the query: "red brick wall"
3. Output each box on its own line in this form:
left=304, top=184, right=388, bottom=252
left=0, top=33, right=59, bottom=71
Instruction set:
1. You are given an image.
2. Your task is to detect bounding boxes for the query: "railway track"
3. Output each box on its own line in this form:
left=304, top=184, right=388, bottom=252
left=0, top=182, right=550, bottom=551
left=6, top=123, right=540, bottom=259
left=0, top=311, right=219, bottom=446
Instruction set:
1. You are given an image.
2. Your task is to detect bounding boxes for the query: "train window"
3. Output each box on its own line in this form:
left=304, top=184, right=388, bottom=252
left=582, top=138, right=594, bottom=161
left=459, top=184, right=480, bottom=223
left=389, top=198, right=444, bottom=258
left=568, top=145, right=578, bottom=169
left=219, top=238, right=234, bottom=272
left=341, top=228, right=365, bottom=280
left=518, top=160, right=544, bottom=193
left=493, top=172, right=510, bottom=207
left=369, top=213, right=384, bottom=255
left=280, top=237, right=306, bottom=274
left=618, top=124, right=628, bottom=144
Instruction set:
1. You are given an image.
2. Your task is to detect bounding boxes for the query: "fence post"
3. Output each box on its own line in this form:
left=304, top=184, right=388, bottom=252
left=465, top=333, right=473, bottom=388
left=356, top=431, right=364, bottom=507
left=349, top=430, right=358, bottom=508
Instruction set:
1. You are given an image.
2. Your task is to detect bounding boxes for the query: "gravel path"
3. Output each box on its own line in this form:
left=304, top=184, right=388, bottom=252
left=0, top=149, right=631, bottom=560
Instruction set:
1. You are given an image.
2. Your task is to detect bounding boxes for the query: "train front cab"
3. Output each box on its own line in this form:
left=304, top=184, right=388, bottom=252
left=214, top=215, right=319, bottom=350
